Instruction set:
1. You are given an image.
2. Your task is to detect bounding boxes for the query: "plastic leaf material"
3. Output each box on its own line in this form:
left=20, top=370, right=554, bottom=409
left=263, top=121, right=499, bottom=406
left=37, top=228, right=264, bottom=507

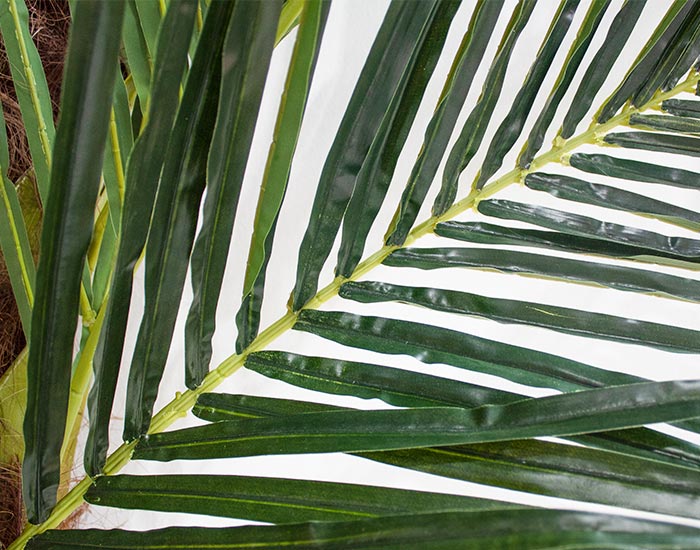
left=336, top=0, right=461, bottom=275
left=518, top=0, right=610, bottom=168
left=0, top=0, right=55, bottom=202
left=434, top=0, right=536, bottom=215
left=123, top=0, right=234, bottom=440
left=478, top=199, right=700, bottom=261
left=385, top=246, right=700, bottom=302
left=291, top=0, right=441, bottom=310
left=85, top=474, right=516, bottom=523
left=195, top=393, right=700, bottom=518
left=604, top=130, right=700, bottom=158
left=663, top=98, right=700, bottom=119
left=339, top=280, right=700, bottom=354
left=629, top=112, right=700, bottom=135
left=122, top=0, right=152, bottom=110
left=596, top=0, right=693, bottom=123
left=474, top=0, right=580, bottom=190
left=383, top=0, right=502, bottom=246
left=568, top=151, right=700, bottom=189
left=524, top=171, right=700, bottom=228
left=559, top=0, right=646, bottom=139
left=27, top=510, right=700, bottom=550
left=84, top=0, right=198, bottom=477
left=0, top=103, right=35, bottom=334
left=134, top=380, right=700, bottom=461
left=22, top=0, right=124, bottom=523
left=181, top=0, right=280, bottom=391
left=234, top=0, right=330, bottom=354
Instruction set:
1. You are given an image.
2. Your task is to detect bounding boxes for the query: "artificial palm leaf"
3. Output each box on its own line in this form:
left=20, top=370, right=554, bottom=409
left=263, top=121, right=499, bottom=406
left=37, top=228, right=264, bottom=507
left=3, top=0, right=700, bottom=548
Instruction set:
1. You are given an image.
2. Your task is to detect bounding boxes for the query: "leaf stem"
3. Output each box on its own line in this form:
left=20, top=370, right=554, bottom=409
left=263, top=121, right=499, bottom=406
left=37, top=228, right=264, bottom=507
left=9, top=69, right=700, bottom=550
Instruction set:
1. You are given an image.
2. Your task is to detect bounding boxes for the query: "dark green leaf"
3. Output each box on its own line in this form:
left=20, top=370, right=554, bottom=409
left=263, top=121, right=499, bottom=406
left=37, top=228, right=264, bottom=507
left=524, top=171, right=700, bottom=227
left=604, top=130, right=700, bottom=157
left=291, top=0, right=440, bottom=309
left=184, top=0, right=280, bottom=387
left=195, top=394, right=700, bottom=498
left=86, top=474, right=517, bottom=523
left=518, top=0, right=610, bottom=167
left=295, top=309, right=642, bottom=392
left=435, top=220, right=700, bottom=267
left=245, top=351, right=521, bottom=408
left=135, top=380, right=700, bottom=461
left=569, top=151, right=700, bottom=189
left=385, top=246, right=700, bottom=302
left=124, top=0, right=232, bottom=440
left=474, top=0, right=581, bottom=189
left=597, top=0, right=690, bottom=122
left=365, top=439, right=700, bottom=520
left=85, top=0, right=198, bottom=477
left=336, top=0, right=460, bottom=273
left=478, top=199, right=700, bottom=259
left=632, top=2, right=700, bottom=105
left=383, top=0, right=502, bottom=245
left=23, top=0, right=124, bottom=523
left=663, top=98, right=700, bottom=119
left=340, top=280, right=700, bottom=354
left=433, top=0, right=536, bottom=215
left=28, top=510, right=700, bottom=550
left=629, top=112, right=700, bottom=135
left=236, top=0, right=329, bottom=351
left=559, top=0, right=646, bottom=139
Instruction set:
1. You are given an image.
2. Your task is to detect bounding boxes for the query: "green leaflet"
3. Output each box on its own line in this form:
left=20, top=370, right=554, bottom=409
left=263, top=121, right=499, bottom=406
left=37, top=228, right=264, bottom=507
left=0, top=0, right=55, bottom=202
left=478, top=199, right=700, bottom=260
left=385, top=246, right=700, bottom=302
left=366, top=439, right=700, bottom=521
left=245, top=351, right=522, bottom=408
left=241, top=353, right=700, bottom=467
left=568, top=151, right=700, bottom=189
left=0, top=103, right=35, bottom=334
left=84, top=0, right=197, bottom=477
left=90, top=215, right=116, bottom=311
left=629, top=112, right=700, bottom=135
left=85, top=474, right=517, bottom=523
left=559, top=0, right=646, bottom=139
left=632, top=2, right=700, bottom=106
left=435, top=221, right=700, bottom=269
left=27, top=510, right=700, bottom=550
left=235, top=0, right=329, bottom=353
left=123, top=0, right=152, bottom=110
left=340, top=280, right=700, bottom=354
left=662, top=8, right=700, bottom=90
left=337, top=0, right=461, bottom=274
left=524, top=171, right=700, bottom=229
left=474, top=0, right=580, bottom=190
left=101, top=73, right=133, bottom=233
left=433, top=0, right=536, bottom=216
left=604, top=130, right=700, bottom=157
left=194, top=394, right=700, bottom=511
left=291, top=0, right=440, bottom=310
left=596, top=0, right=690, bottom=122
left=23, top=0, right=124, bottom=524
left=134, top=380, right=700, bottom=461
left=663, top=98, right=700, bottom=119
left=124, top=0, right=233, bottom=441
left=518, top=0, right=610, bottom=167
left=186, top=0, right=281, bottom=383
left=194, top=393, right=341, bottom=421
left=383, top=0, right=502, bottom=246
left=294, top=309, right=643, bottom=392
left=135, top=0, right=163, bottom=61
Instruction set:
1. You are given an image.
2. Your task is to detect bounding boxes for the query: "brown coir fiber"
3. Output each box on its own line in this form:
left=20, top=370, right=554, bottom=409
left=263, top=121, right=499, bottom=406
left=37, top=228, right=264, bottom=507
left=1, top=1, right=70, bottom=547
